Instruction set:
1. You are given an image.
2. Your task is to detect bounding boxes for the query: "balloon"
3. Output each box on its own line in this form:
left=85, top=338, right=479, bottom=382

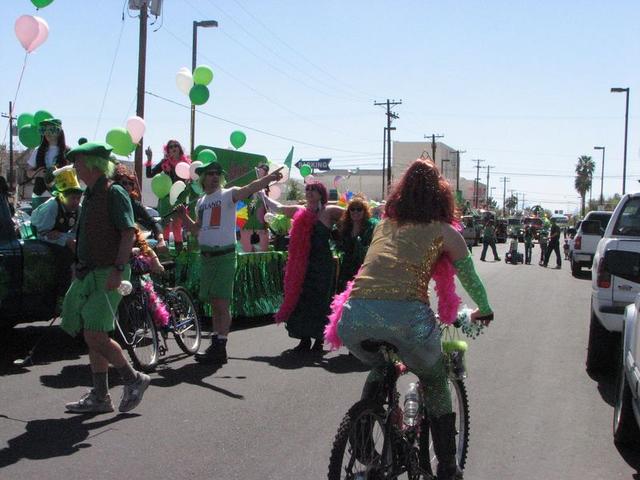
left=18, top=124, right=40, bottom=148
left=31, top=0, right=55, bottom=7
left=230, top=130, right=246, bottom=149
left=17, top=113, right=34, bottom=129
left=175, top=161, right=191, bottom=180
left=151, top=173, right=172, bottom=199
left=333, top=175, right=343, bottom=188
left=189, top=85, right=210, bottom=105
left=169, top=181, right=186, bottom=205
left=33, top=110, right=53, bottom=126
left=193, top=65, right=214, bottom=86
left=125, top=116, right=145, bottom=143
left=191, top=181, right=203, bottom=196
left=189, top=161, right=203, bottom=180
left=28, top=16, right=49, bottom=53
left=14, top=15, right=39, bottom=51
left=176, top=69, right=193, bottom=95
left=269, top=184, right=282, bottom=200
left=105, top=127, right=135, bottom=156
left=304, top=174, right=315, bottom=184
left=197, top=149, right=216, bottom=164
left=300, top=165, right=312, bottom=177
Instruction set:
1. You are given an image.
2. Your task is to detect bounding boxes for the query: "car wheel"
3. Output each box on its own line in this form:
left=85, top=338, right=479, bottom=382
left=571, top=259, right=580, bottom=277
left=586, top=307, right=620, bottom=379
left=613, top=337, right=640, bottom=446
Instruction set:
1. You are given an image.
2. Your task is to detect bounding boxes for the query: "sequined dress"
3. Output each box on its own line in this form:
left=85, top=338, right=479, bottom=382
left=286, top=221, right=335, bottom=340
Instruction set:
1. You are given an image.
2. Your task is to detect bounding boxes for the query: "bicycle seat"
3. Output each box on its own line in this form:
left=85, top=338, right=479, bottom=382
left=161, top=261, right=176, bottom=271
left=360, top=339, right=398, bottom=353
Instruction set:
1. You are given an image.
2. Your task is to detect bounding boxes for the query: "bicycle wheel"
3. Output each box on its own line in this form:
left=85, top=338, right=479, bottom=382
left=328, top=400, right=391, bottom=480
left=424, top=378, right=470, bottom=473
left=169, top=286, right=201, bottom=355
left=116, top=294, right=159, bottom=372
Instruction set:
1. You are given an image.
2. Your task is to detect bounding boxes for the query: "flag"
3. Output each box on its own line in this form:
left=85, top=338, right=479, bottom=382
left=283, top=146, right=294, bottom=170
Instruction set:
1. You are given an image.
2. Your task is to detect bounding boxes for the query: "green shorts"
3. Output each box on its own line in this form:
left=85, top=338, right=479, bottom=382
left=60, top=266, right=131, bottom=336
left=199, top=245, right=237, bottom=301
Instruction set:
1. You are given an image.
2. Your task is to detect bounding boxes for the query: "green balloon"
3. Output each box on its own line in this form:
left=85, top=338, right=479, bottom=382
left=197, top=149, right=217, bottom=164
left=19, top=124, right=41, bottom=148
left=193, top=65, right=214, bottom=86
left=33, top=110, right=53, bottom=126
left=105, top=127, right=135, bottom=156
left=191, top=181, right=204, bottom=196
left=300, top=165, right=312, bottom=177
left=151, top=173, right=172, bottom=199
left=230, top=130, right=246, bottom=149
left=31, top=0, right=55, bottom=7
left=17, top=113, right=34, bottom=130
left=189, top=85, right=210, bottom=105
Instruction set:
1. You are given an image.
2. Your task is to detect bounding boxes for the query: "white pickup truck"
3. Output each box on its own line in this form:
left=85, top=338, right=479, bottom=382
left=570, top=210, right=612, bottom=276
left=588, top=196, right=640, bottom=377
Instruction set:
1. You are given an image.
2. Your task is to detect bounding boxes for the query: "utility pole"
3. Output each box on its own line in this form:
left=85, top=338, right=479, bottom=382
left=452, top=149, right=465, bottom=197
left=424, top=133, right=444, bottom=163
left=521, top=192, right=526, bottom=211
left=483, top=165, right=495, bottom=208
left=472, top=159, right=485, bottom=208
left=375, top=99, right=402, bottom=197
left=509, top=189, right=517, bottom=215
left=134, top=0, right=148, bottom=188
left=500, top=177, right=510, bottom=217
left=1, top=102, right=15, bottom=191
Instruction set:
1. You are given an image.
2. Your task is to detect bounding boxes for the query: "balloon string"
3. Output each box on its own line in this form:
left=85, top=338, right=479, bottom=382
left=2, top=53, right=29, bottom=146
left=93, top=18, right=127, bottom=139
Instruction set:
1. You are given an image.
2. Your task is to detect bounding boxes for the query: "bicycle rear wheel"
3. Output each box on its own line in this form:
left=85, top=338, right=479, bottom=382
left=116, top=294, right=159, bottom=372
left=423, top=378, right=470, bottom=473
left=169, top=286, right=201, bottom=355
left=328, top=400, right=391, bottom=480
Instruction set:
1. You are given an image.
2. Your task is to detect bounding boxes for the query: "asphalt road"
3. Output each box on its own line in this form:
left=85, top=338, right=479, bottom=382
left=1, top=242, right=639, bottom=479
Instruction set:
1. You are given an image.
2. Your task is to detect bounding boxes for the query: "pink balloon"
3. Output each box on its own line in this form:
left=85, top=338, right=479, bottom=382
left=28, top=16, right=49, bottom=53
left=175, top=161, right=191, bottom=180
left=15, top=15, right=39, bottom=52
left=269, top=184, right=282, bottom=200
left=126, top=116, right=146, bottom=143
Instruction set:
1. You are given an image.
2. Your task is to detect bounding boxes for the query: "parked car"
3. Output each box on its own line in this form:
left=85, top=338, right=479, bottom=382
left=570, top=211, right=613, bottom=276
left=461, top=215, right=478, bottom=248
left=614, top=294, right=640, bottom=446
left=589, top=196, right=640, bottom=377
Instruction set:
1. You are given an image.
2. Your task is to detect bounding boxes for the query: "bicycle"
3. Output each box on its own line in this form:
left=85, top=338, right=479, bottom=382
left=115, top=261, right=201, bottom=372
left=327, top=311, right=491, bottom=480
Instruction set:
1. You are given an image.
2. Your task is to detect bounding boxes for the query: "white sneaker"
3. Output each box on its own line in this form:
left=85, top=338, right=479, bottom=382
left=119, top=373, right=151, bottom=412
left=66, top=390, right=114, bottom=414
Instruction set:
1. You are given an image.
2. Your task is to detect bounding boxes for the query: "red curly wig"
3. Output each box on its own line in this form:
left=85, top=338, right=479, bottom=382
left=384, top=159, right=458, bottom=224
left=112, top=164, right=141, bottom=201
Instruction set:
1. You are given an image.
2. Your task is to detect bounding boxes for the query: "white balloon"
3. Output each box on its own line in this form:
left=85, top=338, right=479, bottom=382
left=269, top=184, right=282, bottom=200
left=176, top=69, right=194, bottom=95
left=169, top=180, right=186, bottom=205
left=126, top=115, right=146, bottom=143
left=29, top=16, right=49, bottom=53
left=189, top=161, right=203, bottom=180
left=264, top=212, right=276, bottom=224
left=175, top=161, right=191, bottom=180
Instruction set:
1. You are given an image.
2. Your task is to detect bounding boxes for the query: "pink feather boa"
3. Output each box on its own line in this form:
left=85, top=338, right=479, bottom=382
left=323, top=221, right=463, bottom=350
left=143, top=280, right=170, bottom=328
left=274, top=208, right=317, bottom=324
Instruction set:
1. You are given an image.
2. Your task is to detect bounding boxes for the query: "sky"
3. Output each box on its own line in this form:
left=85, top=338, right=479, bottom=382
left=1, top=0, right=638, bottom=213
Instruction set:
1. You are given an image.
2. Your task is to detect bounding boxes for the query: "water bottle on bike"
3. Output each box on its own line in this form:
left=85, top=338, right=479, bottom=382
left=403, top=382, right=421, bottom=427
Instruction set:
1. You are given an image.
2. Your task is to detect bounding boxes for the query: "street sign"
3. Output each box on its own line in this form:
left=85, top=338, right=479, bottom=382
left=294, top=158, right=331, bottom=171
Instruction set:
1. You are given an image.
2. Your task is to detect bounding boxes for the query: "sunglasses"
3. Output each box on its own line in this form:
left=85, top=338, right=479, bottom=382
left=305, top=185, right=318, bottom=192
left=205, top=170, right=221, bottom=177
left=168, top=144, right=180, bottom=150
left=41, top=128, right=60, bottom=135
left=349, top=207, right=363, bottom=212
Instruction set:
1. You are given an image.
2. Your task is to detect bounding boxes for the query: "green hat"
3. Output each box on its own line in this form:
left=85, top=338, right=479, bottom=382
left=52, top=165, right=84, bottom=195
left=67, top=141, right=114, bottom=163
left=38, top=118, right=62, bottom=133
left=195, top=161, right=226, bottom=176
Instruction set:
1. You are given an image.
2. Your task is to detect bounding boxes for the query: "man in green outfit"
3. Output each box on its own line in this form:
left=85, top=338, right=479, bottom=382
left=61, top=141, right=150, bottom=414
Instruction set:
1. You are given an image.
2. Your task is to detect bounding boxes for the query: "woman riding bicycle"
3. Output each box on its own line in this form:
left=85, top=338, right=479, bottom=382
left=330, top=159, right=493, bottom=480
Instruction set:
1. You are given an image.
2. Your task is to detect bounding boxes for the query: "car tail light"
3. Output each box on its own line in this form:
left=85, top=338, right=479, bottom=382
left=574, top=235, right=582, bottom=250
left=596, top=257, right=611, bottom=288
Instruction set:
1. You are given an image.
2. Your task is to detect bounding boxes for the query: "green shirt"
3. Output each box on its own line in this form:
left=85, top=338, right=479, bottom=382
left=76, top=176, right=135, bottom=265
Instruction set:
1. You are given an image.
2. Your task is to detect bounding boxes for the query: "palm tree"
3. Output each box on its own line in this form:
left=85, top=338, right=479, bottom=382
left=575, top=155, right=596, bottom=216
left=505, top=194, right=518, bottom=215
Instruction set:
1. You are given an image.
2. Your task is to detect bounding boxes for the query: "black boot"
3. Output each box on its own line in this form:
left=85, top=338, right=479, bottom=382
left=195, top=337, right=227, bottom=364
left=430, top=413, right=463, bottom=479
left=291, top=337, right=311, bottom=353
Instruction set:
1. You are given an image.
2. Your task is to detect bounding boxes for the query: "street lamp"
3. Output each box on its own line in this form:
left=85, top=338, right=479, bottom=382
left=594, top=146, right=605, bottom=206
left=190, top=20, right=218, bottom=155
left=611, top=87, right=630, bottom=194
